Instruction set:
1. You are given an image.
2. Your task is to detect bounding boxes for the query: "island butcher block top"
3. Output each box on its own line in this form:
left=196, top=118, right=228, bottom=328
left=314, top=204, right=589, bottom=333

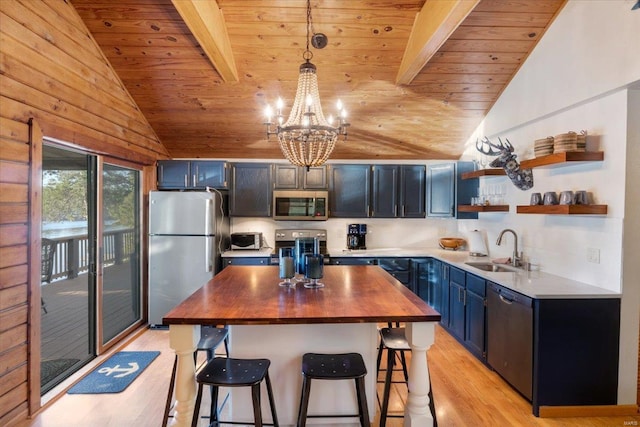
left=163, top=265, right=440, bottom=326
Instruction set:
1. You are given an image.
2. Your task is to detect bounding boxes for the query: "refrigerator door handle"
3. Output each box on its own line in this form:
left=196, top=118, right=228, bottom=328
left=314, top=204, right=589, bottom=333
left=205, top=236, right=213, bottom=272
left=205, top=198, right=213, bottom=235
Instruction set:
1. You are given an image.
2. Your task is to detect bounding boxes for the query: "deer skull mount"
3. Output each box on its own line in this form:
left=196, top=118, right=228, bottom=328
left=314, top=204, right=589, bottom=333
left=476, top=137, right=534, bottom=190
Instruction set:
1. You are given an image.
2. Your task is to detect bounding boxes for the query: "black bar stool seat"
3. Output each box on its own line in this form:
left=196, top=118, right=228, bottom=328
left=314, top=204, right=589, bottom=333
left=192, top=357, right=279, bottom=427
left=297, top=352, right=370, bottom=427
left=377, top=327, right=410, bottom=427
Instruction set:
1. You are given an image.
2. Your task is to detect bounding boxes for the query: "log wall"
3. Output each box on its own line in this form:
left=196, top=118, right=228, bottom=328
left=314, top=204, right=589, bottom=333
left=0, top=1, right=167, bottom=424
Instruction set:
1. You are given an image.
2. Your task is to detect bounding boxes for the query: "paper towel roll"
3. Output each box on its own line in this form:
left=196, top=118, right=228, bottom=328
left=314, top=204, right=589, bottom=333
left=467, top=230, right=488, bottom=256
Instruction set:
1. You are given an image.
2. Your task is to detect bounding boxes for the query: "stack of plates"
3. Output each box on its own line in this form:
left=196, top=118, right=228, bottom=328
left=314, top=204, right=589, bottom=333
left=576, top=130, right=587, bottom=151
left=553, top=131, right=577, bottom=153
left=534, top=136, right=554, bottom=157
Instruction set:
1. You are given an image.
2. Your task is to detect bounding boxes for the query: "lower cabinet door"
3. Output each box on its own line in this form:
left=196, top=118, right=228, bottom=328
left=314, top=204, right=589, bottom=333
left=464, top=290, right=486, bottom=359
left=449, top=282, right=465, bottom=340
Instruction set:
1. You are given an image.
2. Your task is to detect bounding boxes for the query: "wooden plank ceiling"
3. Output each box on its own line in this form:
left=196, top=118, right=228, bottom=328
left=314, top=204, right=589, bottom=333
left=71, top=0, right=565, bottom=161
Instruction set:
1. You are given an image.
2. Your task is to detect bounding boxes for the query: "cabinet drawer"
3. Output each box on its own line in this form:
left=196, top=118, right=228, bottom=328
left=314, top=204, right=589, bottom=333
left=466, top=273, right=486, bottom=296
left=330, top=257, right=375, bottom=265
left=450, top=266, right=466, bottom=285
left=377, top=258, right=410, bottom=271
left=224, top=257, right=270, bottom=267
left=385, top=270, right=410, bottom=285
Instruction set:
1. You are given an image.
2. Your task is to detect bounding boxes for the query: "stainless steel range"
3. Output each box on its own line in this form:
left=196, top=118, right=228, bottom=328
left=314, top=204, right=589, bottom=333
left=273, top=228, right=329, bottom=261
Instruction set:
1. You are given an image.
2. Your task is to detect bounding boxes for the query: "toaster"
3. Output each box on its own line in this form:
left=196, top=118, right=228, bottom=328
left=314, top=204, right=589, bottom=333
left=231, top=232, right=262, bottom=250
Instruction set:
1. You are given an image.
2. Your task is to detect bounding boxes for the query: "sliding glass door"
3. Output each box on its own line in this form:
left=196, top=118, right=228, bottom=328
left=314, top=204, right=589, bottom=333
left=40, top=144, right=143, bottom=394
left=100, top=163, right=141, bottom=345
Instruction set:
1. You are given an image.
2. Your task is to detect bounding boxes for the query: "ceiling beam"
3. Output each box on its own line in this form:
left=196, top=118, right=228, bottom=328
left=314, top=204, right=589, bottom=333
left=170, top=0, right=239, bottom=83
left=396, top=0, right=480, bottom=85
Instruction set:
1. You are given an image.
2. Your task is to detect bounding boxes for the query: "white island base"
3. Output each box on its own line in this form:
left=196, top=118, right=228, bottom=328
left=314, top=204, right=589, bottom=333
left=169, top=322, right=435, bottom=427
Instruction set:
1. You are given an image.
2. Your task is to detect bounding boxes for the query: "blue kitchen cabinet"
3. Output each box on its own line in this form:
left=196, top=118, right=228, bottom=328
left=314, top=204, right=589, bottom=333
left=274, top=164, right=328, bottom=189
left=464, top=273, right=487, bottom=360
left=414, top=258, right=442, bottom=313
left=371, top=165, right=426, bottom=218
left=427, top=162, right=477, bottom=219
left=230, top=163, right=273, bottom=217
left=378, top=257, right=412, bottom=291
left=329, top=164, right=371, bottom=217
left=157, top=160, right=228, bottom=190
left=448, top=266, right=466, bottom=341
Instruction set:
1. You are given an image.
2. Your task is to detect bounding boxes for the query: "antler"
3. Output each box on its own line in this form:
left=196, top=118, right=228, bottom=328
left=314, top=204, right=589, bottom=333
left=475, top=136, right=514, bottom=156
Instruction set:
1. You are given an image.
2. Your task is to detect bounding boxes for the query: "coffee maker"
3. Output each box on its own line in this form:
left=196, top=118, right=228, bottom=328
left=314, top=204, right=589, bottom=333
left=347, top=224, right=367, bottom=250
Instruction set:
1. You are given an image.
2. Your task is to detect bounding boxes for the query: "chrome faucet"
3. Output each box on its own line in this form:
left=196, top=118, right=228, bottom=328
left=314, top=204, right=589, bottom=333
left=496, top=229, right=522, bottom=267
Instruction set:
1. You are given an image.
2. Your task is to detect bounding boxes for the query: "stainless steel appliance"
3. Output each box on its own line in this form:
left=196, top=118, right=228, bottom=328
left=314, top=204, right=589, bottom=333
left=487, top=282, right=533, bottom=400
left=272, top=190, right=329, bottom=221
left=347, top=223, right=367, bottom=250
left=148, top=191, right=229, bottom=326
left=273, top=229, right=328, bottom=265
left=231, top=232, right=262, bottom=250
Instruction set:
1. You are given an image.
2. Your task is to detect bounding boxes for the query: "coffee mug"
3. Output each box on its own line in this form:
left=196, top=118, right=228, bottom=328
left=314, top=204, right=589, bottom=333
left=574, top=190, right=589, bottom=205
left=530, top=192, right=542, bottom=205
left=559, top=190, right=574, bottom=205
left=543, top=191, right=558, bottom=205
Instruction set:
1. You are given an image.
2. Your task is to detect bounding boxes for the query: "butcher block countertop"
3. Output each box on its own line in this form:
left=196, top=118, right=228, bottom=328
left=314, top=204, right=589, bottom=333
left=163, top=265, right=441, bottom=326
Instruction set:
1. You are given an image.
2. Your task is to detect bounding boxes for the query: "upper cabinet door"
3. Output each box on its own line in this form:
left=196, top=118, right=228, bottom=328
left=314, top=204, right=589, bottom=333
left=427, top=163, right=455, bottom=217
left=230, top=163, right=273, bottom=217
left=371, top=165, right=399, bottom=218
left=329, top=164, right=371, bottom=217
left=302, top=166, right=328, bottom=189
left=274, top=164, right=299, bottom=189
left=157, top=160, right=228, bottom=189
left=193, top=161, right=228, bottom=189
left=274, top=164, right=328, bottom=189
left=157, top=160, right=190, bottom=189
left=400, top=165, right=426, bottom=218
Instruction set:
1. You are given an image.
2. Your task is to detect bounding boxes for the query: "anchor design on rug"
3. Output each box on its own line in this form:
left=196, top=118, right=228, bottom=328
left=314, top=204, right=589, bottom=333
left=98, top=362, right=140, bottom=378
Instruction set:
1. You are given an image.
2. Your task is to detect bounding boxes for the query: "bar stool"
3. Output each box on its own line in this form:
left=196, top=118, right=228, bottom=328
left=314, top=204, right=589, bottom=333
left=376, top=326, right=410, bottom=427
left=162, top=325, right=229, bottom=427
left=296, top=352, right=370, bottom=427
left=191, top=357, right=279, bottom=427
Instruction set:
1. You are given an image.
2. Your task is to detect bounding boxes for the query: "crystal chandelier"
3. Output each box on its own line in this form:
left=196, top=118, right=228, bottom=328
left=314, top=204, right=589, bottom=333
left=264, top=0, right=349, bottom=170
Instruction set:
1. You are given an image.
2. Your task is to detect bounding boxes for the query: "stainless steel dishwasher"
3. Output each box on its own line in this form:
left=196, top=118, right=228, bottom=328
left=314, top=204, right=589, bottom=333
left=487, top=282, right=533, bottom=400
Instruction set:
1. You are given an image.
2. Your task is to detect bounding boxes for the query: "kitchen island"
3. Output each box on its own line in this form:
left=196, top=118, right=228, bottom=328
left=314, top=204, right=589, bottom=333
left=163, top=265, right=440, bottom=426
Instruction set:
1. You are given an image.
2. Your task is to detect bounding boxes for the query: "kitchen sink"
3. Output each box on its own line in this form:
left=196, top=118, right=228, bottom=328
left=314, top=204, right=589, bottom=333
left=465, top=262, right=516, bottom=273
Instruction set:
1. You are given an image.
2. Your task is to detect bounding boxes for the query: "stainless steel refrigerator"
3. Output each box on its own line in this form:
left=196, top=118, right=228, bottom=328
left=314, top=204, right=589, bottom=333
left=148, top=190, right=229, bottom=326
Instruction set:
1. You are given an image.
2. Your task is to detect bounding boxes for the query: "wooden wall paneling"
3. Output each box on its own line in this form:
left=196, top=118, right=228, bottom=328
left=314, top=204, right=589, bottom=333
left=0, top=114, right=29, bottom=425
left=1, top=96, right=158, bottom=166
left=28, top=118, right=43, bottom=415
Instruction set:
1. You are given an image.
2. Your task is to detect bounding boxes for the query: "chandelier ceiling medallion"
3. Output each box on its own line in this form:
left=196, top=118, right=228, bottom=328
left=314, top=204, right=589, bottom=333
left=264, top=0, right=349, bottom=170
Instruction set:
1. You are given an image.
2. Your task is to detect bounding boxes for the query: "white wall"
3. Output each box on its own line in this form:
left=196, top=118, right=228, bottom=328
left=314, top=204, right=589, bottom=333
left=461, top=0, right=640, bottom=405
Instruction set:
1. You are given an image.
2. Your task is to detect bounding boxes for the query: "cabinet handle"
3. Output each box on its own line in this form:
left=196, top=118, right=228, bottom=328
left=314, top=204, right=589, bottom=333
left=394, top=205, right=397, bottom=217
left=184, top=174, right=188, bottom=187
left=402, top=205, right=406, bottom=217
left=193, top=174, right=197, bottom=187
left=463, top=289, right=466, bottom=306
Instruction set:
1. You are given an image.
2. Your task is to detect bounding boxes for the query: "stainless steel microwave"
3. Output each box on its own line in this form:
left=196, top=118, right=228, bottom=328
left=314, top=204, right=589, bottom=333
left=273, top=190, right=329, bottom=221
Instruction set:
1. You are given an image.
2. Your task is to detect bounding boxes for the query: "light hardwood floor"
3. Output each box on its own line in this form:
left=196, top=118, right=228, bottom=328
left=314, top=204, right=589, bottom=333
left=18, top=325, right=639, bottom=427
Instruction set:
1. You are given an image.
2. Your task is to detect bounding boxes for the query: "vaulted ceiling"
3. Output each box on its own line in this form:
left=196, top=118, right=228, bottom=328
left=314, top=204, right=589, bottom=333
left=71, top=0, right=566, bottom=161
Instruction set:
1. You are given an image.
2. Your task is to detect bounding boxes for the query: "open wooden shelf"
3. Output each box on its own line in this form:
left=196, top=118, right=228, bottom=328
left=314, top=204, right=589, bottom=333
left=520, top=151, right=604, bottom=169
left=458, top=205, right=509, bottom=213
left=516, top=205, right=607, bottom=215
left=461, top=169, right=506, bottom=179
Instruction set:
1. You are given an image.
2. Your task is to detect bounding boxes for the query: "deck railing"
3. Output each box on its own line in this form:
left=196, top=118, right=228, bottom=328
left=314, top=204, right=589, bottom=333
left=46, top=228, right=136, bottom=281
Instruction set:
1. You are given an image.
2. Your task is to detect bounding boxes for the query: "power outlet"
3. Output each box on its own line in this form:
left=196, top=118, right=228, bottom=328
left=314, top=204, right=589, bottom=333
left=587, top=248, right=600, bottom=264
